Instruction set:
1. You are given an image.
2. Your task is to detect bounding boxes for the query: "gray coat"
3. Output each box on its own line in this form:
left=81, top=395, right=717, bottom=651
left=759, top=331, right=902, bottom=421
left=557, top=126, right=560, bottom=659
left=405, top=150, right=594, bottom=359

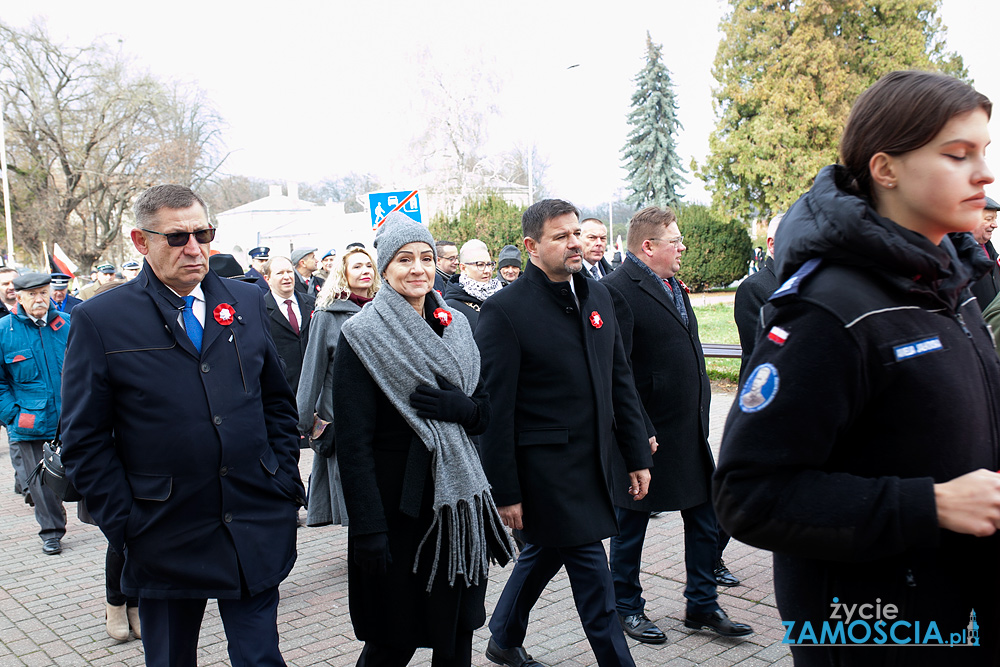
left=296, top=298, right=361, bottom=526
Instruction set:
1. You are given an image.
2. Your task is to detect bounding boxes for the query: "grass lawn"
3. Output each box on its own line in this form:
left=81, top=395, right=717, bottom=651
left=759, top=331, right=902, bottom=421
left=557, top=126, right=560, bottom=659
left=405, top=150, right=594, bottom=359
left=691, top=302, right=741, bottom=388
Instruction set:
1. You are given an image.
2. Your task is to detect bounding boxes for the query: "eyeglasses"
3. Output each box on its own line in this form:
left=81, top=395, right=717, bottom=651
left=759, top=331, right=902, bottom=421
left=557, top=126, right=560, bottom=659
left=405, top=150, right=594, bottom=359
left=465, top=261, right=496, bottom=270
left=649, top=236, right=684, bottom=247
left=440, top=255, right=459, bottom=263
left=141, top=227, right=217, bottom=247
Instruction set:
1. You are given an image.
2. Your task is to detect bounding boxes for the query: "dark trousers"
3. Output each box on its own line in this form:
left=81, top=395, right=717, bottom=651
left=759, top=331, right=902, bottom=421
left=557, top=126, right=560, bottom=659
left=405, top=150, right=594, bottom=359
left=356, top=631, right=472, bottom=667
left=17, top=440, right=66, bottom=541
left=610, top=502, right=719, bottom=616
left=138, top=585, right=285, bottom=667
left=489, top=541, right=634, bottom=667
left=105, top=545, right=137, bottom=607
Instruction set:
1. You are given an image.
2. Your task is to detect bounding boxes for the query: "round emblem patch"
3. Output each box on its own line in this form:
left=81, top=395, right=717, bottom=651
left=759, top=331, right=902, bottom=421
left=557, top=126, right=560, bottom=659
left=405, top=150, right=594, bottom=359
left=738, top=363, right=779, bottom=413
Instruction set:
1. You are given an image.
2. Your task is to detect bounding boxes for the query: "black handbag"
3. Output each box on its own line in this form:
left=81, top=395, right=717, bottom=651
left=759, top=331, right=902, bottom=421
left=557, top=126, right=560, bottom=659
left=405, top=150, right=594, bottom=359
left=27, top=431, right=82, bottom=502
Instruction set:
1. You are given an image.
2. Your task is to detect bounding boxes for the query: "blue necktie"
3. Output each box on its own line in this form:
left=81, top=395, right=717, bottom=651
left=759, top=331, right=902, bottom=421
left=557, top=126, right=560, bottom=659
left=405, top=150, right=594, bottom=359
left=182, top=295, right=202, bottom=352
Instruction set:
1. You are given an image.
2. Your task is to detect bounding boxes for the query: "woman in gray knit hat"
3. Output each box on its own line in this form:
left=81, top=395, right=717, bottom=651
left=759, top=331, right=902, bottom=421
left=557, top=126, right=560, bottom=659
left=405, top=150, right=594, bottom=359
left=333, top=212, right=514, bottom=666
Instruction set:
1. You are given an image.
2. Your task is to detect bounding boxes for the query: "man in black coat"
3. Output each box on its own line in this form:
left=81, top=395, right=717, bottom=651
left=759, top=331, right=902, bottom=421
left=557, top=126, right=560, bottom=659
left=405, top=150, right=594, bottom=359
left=581, top=218, right=614, bottom=279
left=261, top=255, right=315, bottom=394
left=476, top=199, right=653, bottom=667
left=291, top=246, right=324, bottom=296
left=734, top=212, right=783, bottom=383
left=61, top=185, right=304, bottom=667
left=604, top=207, right=753, bottom=644
left=968, top=196, right=1000, bottom=310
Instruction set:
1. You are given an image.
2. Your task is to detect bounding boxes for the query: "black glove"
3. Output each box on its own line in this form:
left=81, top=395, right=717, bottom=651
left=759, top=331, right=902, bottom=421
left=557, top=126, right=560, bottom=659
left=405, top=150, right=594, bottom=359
left=354, top=532, right=391, bottom=575
left=409, top=375, right=477, bottom=425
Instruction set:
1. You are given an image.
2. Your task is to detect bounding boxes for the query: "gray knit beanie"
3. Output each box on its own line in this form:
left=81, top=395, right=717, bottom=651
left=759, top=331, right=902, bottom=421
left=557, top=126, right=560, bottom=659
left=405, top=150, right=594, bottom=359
left=374, top=211, right=437, bottom=274
left=497, top=244, right=522, bottom=270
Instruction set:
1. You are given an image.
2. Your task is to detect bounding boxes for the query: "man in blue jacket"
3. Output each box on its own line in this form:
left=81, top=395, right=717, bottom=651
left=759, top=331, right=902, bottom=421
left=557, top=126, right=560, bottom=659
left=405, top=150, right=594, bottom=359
left=0, top=272, right=70, bottom=554
left=62, top=184, right=305, bottom=667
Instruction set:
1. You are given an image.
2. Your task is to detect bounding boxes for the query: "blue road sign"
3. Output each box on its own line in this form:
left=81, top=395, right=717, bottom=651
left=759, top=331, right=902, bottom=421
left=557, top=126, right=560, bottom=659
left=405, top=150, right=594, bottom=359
left=368, top=190, right=421, bottom=228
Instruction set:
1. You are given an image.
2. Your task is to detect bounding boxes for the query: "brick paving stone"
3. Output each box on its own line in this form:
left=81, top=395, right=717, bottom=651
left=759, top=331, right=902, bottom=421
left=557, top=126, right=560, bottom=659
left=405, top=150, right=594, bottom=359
left=0, top=390, right=797, bottom=665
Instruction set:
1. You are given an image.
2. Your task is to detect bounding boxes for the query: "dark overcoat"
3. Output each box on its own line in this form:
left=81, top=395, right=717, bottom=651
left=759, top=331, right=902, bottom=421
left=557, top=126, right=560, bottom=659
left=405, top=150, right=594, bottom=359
left=733, top=255, right=780, bottom=383
left=970, top=241, right=1000, bottom=311
left=61, top=263, right=305, bottom=599
left=264, top=291, right=315, bottom=392
left=332, top=320, right=493, bottom=652
left=603, top=259, right=714, bottom=512
left=443, top=276, right=483, bottom=333
left=475, top=260, right=652, bottom=548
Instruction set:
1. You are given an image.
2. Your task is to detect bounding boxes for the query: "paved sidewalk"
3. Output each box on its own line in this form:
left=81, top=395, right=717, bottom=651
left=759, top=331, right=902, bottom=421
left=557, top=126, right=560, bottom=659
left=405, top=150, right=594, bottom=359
left=0, top=391, right=791, bottom=666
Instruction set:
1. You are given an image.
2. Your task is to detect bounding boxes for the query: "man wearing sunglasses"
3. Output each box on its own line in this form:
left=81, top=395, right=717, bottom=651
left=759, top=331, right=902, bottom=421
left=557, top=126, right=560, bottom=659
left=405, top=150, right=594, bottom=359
left=61, top=184, right=304, bottom=667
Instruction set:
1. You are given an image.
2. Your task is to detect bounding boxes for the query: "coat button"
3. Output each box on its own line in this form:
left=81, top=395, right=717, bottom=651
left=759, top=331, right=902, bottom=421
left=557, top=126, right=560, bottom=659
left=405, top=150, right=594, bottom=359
left=560, top=289, right=569, bottom=296
left=565, top=306, right=574, bottom=314
left=224, top=512, right=232, bottom=523
left=213, top=415, right=222, bottom=425
left=220, top=466, right=228, bottom=476
left=201, top=362, right=210, bottom=373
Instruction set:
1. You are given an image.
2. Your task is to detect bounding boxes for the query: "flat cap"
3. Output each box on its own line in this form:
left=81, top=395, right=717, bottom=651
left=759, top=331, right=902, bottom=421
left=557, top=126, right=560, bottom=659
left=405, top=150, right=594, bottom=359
left=986, top=196, right=1000, bottom=211
left=13, top=272, right=51, bottom=290
left=290, top=247, right=317, bottom=267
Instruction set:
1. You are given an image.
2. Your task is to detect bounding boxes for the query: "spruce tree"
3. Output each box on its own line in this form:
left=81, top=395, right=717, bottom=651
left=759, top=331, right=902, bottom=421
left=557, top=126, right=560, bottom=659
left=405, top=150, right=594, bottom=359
left=621, top=32, right=687, bottom=210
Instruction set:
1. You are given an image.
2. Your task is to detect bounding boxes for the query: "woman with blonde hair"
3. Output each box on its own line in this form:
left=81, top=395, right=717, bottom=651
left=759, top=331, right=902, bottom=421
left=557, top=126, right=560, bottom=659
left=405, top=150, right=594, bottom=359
left=297, top=245, right=380, bottom=526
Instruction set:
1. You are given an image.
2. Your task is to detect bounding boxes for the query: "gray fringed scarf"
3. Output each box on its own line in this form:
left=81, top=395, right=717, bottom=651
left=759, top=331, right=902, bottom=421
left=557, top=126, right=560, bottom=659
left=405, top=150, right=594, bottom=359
left=340, top=284, right=514, bottom=590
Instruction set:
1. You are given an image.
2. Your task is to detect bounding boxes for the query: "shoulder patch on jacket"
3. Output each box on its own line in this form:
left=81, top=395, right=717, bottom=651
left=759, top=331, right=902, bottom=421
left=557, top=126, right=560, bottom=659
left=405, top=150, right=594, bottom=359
left=769, top=258, right=823, bottom=304
left=739, top=363, right=779, bottom=413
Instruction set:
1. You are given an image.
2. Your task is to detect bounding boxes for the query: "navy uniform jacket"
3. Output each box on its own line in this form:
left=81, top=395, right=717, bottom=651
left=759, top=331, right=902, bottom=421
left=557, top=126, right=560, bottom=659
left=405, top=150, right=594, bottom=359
left=244, top=266, right=269, bottom=293
left=61, top=263, right=304, bottom=599
left=475, top=260, right=652, bottom=547
left=52, top=294, right=83, bottom=313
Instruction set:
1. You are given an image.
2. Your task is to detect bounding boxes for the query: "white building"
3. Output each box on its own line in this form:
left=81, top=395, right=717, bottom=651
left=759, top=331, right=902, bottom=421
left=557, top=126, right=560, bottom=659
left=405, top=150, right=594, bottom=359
left=212, top=183, right=375, bottom=267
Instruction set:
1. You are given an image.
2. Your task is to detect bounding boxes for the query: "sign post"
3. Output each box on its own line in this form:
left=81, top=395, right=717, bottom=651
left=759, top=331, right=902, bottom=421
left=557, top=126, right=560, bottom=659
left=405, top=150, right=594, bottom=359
left=368, top=190, right=421, bottom=229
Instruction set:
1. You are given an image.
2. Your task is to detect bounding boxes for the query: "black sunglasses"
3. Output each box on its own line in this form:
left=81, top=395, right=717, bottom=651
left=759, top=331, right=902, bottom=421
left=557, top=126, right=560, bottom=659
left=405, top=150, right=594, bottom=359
left=141, top=227, right=216, bottom=247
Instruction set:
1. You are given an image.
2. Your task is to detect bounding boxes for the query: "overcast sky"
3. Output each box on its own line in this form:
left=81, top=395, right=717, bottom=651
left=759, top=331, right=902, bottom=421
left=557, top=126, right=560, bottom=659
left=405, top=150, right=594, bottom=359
left=6, top=1, right=999, bottom=207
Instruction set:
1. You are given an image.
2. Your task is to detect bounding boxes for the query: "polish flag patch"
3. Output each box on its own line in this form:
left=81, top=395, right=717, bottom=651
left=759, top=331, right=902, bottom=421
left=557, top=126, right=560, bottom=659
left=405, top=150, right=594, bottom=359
left=767, top=326, right=789, bottom=346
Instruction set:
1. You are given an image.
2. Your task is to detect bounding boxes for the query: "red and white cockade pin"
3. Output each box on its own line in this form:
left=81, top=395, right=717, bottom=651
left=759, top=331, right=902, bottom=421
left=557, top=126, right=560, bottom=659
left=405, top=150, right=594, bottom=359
left=677, top=278, right=690, bottom=293
left=767, top=325, right=788, bottom=346
left=214, top=303, right=235, bottom=325
left=589, top=311, right=604, bottom=329
left=433, top=308, right=452, bottom=327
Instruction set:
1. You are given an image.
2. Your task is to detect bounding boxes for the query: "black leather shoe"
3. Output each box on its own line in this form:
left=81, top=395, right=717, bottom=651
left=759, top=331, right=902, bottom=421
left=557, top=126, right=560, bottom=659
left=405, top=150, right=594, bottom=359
left=714, top=558, right=740, bottom=587
left=619, top=612, right=667, bottom=644
left=42, top=538, right=62, bottom=555
left=684, top=608, right=753, bottom=637
left=485, top=637, right=547, bottom=667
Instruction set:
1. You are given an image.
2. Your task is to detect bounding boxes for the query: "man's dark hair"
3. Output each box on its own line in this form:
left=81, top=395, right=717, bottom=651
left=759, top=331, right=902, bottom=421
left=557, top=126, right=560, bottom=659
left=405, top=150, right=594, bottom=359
left=435, top=239, right=457, bottom=253
left=134, top=185, right=209, bottom=228
left=522, top=199, right=580, bottom=240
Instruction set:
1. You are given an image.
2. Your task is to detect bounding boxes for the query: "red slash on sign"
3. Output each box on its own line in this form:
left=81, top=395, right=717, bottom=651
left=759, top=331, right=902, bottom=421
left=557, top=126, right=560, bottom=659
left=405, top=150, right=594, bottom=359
left=376, top=190, right=418, bottom=229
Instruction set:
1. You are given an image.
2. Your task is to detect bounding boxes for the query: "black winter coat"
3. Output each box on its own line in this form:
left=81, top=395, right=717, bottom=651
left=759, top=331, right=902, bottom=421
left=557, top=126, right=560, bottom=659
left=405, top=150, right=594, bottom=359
left=332, top=314, right=492, bottom=652
left=475, top=260, right=652, bottom=548
left=715, top=165, right=1000, bottom=666
left=733, top=256, right=779, bottom=383
left=443, top=276, right=484, bottom=333
left=264, top=291, right=314, bottom=393
left=603, top=257, right=714, bottom=511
